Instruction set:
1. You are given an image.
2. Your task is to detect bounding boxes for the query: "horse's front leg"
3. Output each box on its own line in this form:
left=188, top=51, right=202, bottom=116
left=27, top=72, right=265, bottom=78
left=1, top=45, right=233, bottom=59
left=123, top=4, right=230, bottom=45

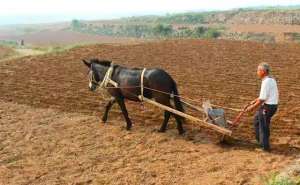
left=116, top=98, right=132, bottom=130
left=102, top=97, right=116, bottom=123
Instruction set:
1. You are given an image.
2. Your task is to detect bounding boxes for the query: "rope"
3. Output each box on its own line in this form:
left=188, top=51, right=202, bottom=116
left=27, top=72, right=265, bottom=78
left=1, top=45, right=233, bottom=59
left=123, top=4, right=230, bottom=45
left=99, top=63, right=118, bottom=88
left=93, top=65, right=241, bottom=112
left=102, top=85, right=199, bottom=105
left=101, top=85, right=241, bottom=112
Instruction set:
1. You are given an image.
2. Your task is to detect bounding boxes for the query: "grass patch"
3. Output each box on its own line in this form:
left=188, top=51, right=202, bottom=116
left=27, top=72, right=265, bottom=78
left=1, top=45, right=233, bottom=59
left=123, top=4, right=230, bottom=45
left=263, top=173, right=300, bottom=185
left=29, top=43, right=88, bottom=55
left=0, top=40, right=19, bottom=48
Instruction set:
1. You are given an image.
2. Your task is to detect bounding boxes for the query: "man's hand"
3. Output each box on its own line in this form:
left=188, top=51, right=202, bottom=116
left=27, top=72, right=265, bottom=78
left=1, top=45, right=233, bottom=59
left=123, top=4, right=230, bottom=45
left=246, top=99, right=265, bottom=113
left=231, top=99, right=261, bottom=126
left=231, top=103, right=251, bottom=126
left=250, top=98, right=258, bottom=105
left=245, top=105, right=254, bottom=112
left=243, top=99, right=257, bottom=113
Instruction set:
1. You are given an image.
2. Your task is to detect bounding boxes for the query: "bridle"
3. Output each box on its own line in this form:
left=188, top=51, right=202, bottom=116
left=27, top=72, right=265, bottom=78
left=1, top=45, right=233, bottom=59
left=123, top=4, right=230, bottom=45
left=88, top=63, right=118, bottom=91
left=88, top=69, right=99, bottom=86
left=86, top=63, right=146, bottom=101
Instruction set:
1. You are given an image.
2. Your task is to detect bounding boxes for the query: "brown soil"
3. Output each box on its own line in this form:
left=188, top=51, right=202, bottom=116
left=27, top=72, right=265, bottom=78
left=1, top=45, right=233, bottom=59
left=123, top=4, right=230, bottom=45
left=0, top=46, right=16, bottom=60
left=0, top=39, right=300, bottom=184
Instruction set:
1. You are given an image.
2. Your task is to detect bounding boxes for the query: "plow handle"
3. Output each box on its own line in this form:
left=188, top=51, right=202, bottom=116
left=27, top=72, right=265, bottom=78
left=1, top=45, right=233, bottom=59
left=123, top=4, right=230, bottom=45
left=230, top=103, right=253, bottom=126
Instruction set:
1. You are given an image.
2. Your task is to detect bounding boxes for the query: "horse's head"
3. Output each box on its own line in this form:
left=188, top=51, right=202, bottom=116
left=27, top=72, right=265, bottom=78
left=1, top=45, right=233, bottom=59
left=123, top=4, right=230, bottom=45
left=82, top=58, right=112, bottom=91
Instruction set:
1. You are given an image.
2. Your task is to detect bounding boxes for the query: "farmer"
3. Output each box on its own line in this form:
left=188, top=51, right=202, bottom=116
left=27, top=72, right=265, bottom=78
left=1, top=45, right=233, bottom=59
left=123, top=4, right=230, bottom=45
left=234, top=63, right=279, bottom=151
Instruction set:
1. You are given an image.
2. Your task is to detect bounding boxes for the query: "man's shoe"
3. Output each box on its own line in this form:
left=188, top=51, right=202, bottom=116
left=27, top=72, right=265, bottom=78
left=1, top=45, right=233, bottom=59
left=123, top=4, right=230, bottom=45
left=254, top=148, right=271, bottom=152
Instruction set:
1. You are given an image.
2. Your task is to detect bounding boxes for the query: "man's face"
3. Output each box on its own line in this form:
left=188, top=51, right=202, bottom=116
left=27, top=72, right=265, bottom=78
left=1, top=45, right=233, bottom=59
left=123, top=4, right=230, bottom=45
left=257, top=66, right=266, bottom=79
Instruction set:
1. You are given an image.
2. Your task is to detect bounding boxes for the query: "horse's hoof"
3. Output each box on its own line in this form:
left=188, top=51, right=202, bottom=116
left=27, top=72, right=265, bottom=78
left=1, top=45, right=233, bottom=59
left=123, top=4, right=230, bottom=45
left=178, top=129, right=186, bottom=135
left=101, top=117, right=107, bottom=123
left=158, top=128, right=166, bottom=133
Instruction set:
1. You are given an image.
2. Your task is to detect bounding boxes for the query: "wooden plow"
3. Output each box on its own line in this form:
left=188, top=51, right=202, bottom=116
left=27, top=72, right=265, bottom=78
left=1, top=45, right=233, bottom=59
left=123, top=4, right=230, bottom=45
left=138, top=95, right=234, bottom=136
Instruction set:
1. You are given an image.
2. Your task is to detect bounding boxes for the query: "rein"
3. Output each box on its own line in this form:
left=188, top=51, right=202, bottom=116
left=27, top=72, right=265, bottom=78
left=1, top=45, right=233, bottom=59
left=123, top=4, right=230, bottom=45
left=89, top=64, right=241, bottom=112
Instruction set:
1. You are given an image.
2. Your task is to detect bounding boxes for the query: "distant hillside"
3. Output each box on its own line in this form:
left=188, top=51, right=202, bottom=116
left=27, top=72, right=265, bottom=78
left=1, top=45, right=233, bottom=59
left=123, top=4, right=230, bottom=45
left=72, top=6, right=300, bottom=43
left=2, top=5, right=300, bottom=46
left=121, top=8, right=300, bottom=25
left=207, top=9, right=300, bottom=25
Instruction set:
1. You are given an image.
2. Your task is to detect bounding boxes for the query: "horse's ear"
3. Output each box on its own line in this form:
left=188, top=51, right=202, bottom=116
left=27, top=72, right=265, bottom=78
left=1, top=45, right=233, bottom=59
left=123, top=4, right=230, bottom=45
left=82, top=59, right=91, bottom=68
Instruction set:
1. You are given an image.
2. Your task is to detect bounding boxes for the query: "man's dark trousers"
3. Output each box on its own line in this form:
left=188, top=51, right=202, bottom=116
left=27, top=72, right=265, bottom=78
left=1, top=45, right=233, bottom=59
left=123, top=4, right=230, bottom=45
left=254, top=104, right=278, bottom=150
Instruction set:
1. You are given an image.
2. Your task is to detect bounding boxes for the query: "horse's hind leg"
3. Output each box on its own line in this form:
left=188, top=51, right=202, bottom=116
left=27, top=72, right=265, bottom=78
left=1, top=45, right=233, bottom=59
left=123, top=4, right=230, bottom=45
left=102, top=98, right=116, bottom=123
left=116, top=98, right=132, bottom=130
left=155, top=96, right=173, bottom=133
left=173, top=114, right=185, bottom=135
left=159, top=111, right=171, bottom=132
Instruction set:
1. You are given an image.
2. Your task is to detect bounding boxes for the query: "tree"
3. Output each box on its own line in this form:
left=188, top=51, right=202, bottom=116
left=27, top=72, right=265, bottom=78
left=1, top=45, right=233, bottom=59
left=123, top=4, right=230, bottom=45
left=153, top=24, right=173, bottom=37
left=71, top=19, right=82, bottom=30
left=192, top=26, right=207, bottom=38
left=204, top=28, right=221, bottom=38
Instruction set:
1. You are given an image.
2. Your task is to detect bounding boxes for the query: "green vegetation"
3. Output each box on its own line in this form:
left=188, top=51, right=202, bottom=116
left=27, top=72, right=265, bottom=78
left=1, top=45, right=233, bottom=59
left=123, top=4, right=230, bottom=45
left=263, top=173, right=300, bottom=185
left=265, top=176, right=299, bottom=185
left=203, top=28, right=221, bottom=38
left=122, top=12, right=213, bottom=24
left=71, top=19, right=84, bottom=30
left=70, top=19, right=222, bottom=39
left=120, top=5, right=300, bottom=25
left=67, top=5, right=300, bottom=41
left=0, top=42, right=88, bottom=61
left=153, top=24, right=173, bottom=37
left=0, top=40, right=19, bottom=48
left=31, top=43, right=88, bottom=55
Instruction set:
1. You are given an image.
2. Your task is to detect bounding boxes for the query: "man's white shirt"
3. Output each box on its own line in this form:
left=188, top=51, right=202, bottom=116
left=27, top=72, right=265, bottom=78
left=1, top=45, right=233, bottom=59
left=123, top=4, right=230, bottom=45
left=259, top=76, right=279, bottom=105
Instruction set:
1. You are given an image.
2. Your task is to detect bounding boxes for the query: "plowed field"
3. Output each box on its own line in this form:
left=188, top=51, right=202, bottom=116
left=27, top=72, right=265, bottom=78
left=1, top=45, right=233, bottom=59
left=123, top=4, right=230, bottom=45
left=0, top=39, right=300, bottom=185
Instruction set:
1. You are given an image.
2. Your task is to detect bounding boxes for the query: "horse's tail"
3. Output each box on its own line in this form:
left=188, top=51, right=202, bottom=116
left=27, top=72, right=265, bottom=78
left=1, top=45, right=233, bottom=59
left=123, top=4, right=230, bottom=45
left=171, top=79, right=184, bottom=113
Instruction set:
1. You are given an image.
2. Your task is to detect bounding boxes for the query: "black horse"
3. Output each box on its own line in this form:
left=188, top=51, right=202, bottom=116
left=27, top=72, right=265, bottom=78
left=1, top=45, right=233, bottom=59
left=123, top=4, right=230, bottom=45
left=82, top=58, right=185, bottom=134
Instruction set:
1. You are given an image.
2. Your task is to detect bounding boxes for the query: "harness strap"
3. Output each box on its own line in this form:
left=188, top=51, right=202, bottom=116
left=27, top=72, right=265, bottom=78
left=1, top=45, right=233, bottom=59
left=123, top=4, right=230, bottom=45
left=99, top=63, right=118, bottom=88
left=140, top=68, right=146, bottom=101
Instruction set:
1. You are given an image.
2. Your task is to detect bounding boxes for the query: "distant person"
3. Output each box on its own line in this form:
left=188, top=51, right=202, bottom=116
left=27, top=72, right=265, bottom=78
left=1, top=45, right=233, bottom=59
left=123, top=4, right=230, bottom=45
left=234, top=63, right=279, bottom=151
left=20, top=39, right=24, bottom=46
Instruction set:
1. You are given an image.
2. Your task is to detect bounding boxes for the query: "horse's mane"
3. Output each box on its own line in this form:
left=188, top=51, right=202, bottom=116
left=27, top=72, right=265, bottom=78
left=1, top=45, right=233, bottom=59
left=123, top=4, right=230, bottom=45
left=90, top=58, right=112, bottom=67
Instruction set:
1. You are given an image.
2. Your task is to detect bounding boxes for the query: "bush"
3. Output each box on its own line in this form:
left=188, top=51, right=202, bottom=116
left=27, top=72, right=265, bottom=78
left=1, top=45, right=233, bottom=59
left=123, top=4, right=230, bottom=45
left=203, top=28, right=221, bottom=38
left=153, top=24, right=173, bottom=37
